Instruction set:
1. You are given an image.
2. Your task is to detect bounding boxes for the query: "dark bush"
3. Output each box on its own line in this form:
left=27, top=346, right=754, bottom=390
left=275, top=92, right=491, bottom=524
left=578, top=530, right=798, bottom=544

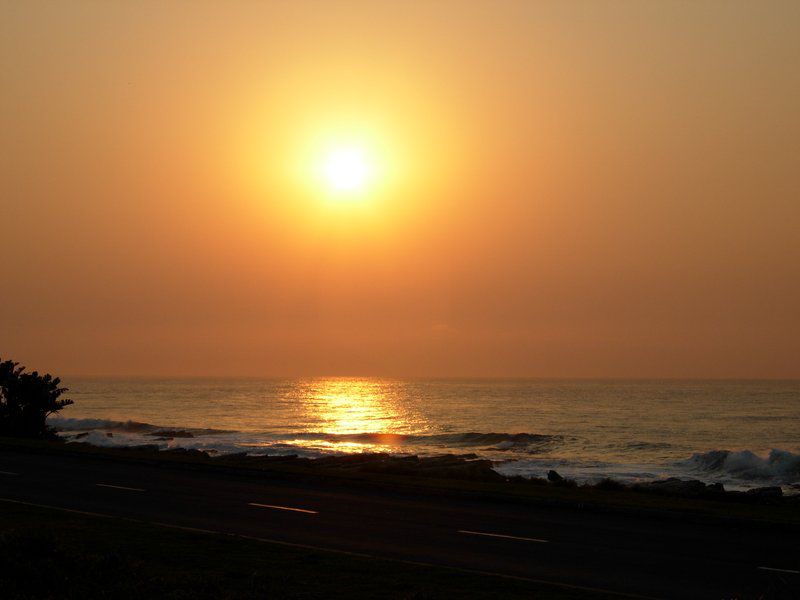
left=0, top=359, right=72, bottom=439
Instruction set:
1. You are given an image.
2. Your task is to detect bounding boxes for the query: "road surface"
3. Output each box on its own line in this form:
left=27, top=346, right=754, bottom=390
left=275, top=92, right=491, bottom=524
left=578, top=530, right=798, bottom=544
left=1, top=450, right=798, bottom=599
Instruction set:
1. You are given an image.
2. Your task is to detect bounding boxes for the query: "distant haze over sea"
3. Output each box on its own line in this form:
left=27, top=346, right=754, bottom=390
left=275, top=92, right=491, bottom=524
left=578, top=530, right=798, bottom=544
left=52, top=378, right=800, bottom=492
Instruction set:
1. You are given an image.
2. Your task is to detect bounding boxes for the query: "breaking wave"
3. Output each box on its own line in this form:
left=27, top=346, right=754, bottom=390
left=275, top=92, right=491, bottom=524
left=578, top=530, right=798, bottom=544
left=681, top=449, right=800, bottom=484
left=49, top=417, right=227, bottom=436
left=48, top=417, right=558, bottom=454
left=51, top=417, right=158, bottom=433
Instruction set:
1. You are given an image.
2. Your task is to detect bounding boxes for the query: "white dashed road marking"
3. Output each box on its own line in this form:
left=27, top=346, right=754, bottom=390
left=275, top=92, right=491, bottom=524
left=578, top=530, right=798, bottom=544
left=95, top=483, right=146, bottom=492
left=458, top=529, right=549, bottom=543
left=248, top=502, right=318, bottom=514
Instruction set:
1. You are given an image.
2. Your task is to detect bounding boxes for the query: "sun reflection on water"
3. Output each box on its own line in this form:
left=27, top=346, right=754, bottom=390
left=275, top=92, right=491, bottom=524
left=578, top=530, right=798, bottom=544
left=312, top=380, right=393, bottom=433
left=283, top=378, right=424, bottom=453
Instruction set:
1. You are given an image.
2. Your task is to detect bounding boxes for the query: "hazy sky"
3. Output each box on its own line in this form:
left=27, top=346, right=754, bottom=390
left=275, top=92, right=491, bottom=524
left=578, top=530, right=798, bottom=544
left=2, top=1, right=798, bottom=377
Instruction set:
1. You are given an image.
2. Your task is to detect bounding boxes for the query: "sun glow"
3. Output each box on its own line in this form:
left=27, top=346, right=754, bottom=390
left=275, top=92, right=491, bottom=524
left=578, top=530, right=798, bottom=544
left=235, top=89, right=460, bottom=230
left=323, top=148, right=370, bottom=192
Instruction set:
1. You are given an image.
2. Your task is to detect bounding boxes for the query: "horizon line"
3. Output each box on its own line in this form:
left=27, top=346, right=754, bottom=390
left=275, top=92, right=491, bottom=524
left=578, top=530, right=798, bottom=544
left=58, top=374, right=800, bottom=382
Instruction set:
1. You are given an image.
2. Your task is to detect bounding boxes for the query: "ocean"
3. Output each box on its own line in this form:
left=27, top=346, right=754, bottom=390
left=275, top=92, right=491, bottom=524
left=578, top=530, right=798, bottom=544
left=50, top=378, right=800, bottom=492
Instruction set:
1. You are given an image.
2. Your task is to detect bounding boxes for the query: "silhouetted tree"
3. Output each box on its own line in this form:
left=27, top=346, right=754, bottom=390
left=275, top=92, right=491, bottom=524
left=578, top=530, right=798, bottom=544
left=0, top=359, right=72, bottom=439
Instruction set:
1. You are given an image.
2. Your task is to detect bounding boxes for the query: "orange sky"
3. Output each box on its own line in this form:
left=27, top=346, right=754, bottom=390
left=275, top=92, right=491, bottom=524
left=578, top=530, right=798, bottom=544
left=2, top=1, right=799, bottom=377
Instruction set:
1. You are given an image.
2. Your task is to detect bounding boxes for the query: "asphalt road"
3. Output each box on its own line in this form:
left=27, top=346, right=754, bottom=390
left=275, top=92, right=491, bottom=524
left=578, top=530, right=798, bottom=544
left=0, top=450, right=798, bottom=599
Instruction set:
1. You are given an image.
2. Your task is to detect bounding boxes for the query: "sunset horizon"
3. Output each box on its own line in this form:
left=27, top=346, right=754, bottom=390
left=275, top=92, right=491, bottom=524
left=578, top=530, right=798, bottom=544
left=4, top=2, right=799, bottom=381
left=2, top=2, right=799, bottom=598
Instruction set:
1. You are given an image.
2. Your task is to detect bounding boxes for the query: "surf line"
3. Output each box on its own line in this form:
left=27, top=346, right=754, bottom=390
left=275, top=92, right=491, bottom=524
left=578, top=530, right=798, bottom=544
left=248, top=502, right=318, bottom=515
left=458, top=530, right=549, bottom=543
left=95, top=483, right=146, bottom=492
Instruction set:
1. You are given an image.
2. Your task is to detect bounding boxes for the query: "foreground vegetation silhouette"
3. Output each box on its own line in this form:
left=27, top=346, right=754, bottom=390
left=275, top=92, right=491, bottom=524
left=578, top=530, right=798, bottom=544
left=0, top=358, right=72, bottom=439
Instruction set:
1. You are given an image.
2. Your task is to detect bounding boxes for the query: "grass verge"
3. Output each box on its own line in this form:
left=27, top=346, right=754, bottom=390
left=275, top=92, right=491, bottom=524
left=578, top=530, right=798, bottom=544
left=0, top=501, right=609, bottom=600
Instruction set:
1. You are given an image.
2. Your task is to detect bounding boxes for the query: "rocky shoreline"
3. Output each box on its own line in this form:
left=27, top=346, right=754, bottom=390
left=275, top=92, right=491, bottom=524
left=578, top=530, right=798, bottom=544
left=91, top=441, right=798, bottom=505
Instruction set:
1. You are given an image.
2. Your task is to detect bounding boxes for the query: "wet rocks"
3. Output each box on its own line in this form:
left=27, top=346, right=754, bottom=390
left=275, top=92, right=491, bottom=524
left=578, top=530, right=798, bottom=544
left=593, top=477, right=625, bottom=491
left=745, top=486, right=783, bottom=498
left=544, top=469, right=577, bottom=487
left=126, top=444, right=161, bottom=452
left=626, top=478, right=789, bottom=503
left=250, top=454, right=299, bottom=463
left=640, top=477, right=709, bottom=496
left=161, top=447, right=208, bottom=459
left=303, top=453, right=503, bottom=482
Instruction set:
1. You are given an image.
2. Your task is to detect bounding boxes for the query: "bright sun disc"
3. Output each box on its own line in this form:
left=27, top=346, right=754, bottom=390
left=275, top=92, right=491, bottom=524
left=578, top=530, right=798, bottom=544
left=323, top=148, right=370, bottom=192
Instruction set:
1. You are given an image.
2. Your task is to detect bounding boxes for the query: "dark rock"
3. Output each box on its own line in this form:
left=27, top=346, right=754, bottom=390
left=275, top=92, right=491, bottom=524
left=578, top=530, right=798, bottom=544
left=257, top=454, right=299, bottom=462
left=547, top=470, right=564, bottom=482
left=396, top=455, right=421, bottom=462
left=416, top=458, right=502, bottom=482
left=746, top=486, right=783, bottom=498
left=725, top=490, right=747, bottom=499
left=553, top=477, right=578, bottom=488
left=126, top=444, right=161, bottom=452
left=593, top=478, right=624, bottom=491
left=313, top=453, right=392, bottom=467
left=307, top=452, right=502, bottom=482
left=505, top=475, right=547, bottom=485
left=706, top=482, right=725, bottom=493
left=419, top=454, right=473, bottom=468
left=643, top=477, right=707, bottom=495
left=161, top=447, right=208, bottom=459
left=526, top=477, right=548, bottom=486
left=106, top=432, right=113, bottom=438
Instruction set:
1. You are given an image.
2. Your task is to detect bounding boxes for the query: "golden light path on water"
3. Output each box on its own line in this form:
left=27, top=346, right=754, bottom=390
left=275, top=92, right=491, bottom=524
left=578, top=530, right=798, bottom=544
left=276, top=378, right=428, bottom=454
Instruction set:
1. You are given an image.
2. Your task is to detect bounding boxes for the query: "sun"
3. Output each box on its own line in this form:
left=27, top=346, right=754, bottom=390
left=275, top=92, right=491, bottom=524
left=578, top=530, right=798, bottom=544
left=323, top=148, right=370, bottom=192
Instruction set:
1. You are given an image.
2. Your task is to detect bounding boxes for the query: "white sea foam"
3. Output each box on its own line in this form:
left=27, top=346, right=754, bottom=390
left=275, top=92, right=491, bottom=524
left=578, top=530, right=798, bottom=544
left=494, top=449, right=800, bottom=491
left=682, top=449, right=800, bottom=483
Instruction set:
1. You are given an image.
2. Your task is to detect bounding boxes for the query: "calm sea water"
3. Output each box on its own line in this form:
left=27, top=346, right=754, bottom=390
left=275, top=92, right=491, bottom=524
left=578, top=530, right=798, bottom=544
left=51, top=378, right=800, bottom=491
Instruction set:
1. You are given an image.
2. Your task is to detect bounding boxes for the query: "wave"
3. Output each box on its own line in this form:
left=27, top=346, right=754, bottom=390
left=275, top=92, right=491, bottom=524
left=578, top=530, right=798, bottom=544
left=49, top=417, right=228, bottom=436
left=281, top=431, right=557, bottom=449
left=54, top=430, right=319, bottom=458
left=50, top=417, right=159, bottom=433
left=615, top=441, right=674, bottom=451
left=438, top=432, right=556, bottom=448
left=49, top=417, right=558, bottom=453
left=681, top=449, right=800, bottom=483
